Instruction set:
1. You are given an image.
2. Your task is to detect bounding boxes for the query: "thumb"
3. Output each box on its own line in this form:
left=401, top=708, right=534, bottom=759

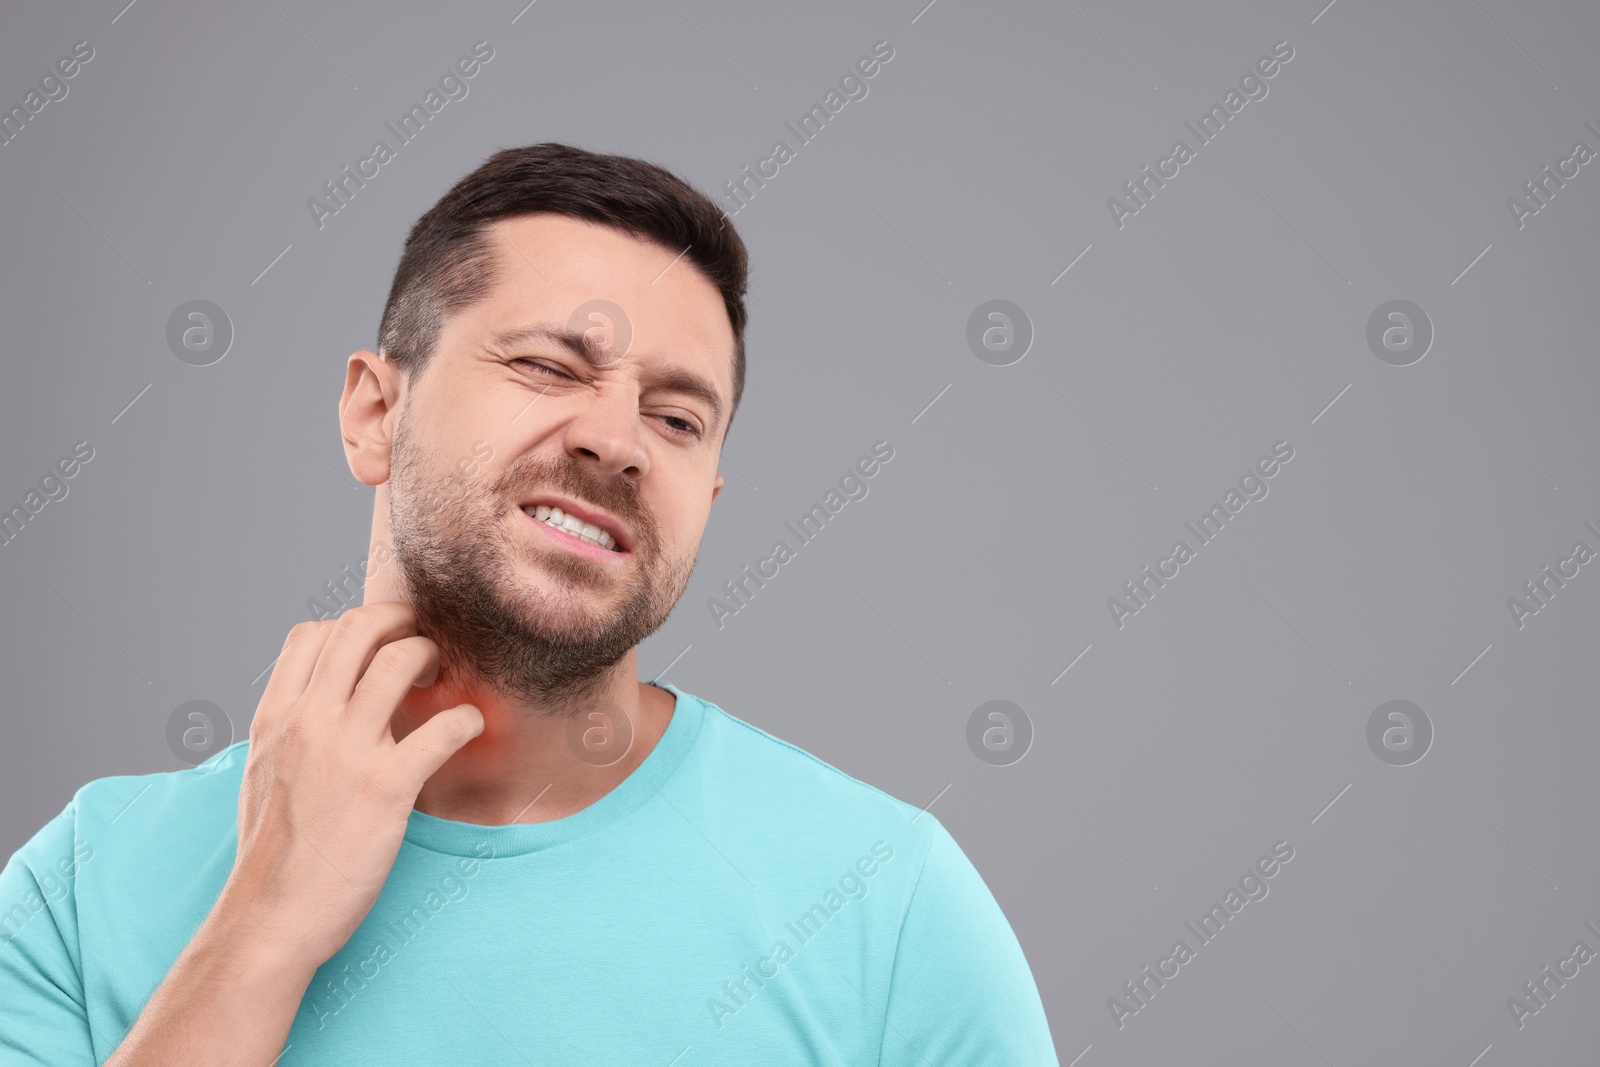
left=392, top=703, right=484, bottom=794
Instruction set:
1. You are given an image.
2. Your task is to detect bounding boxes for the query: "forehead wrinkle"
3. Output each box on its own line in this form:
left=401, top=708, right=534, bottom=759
left=489, top=321, right=605, bottom=366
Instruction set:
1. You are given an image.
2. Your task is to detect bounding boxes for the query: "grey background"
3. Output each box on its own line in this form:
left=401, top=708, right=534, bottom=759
left=3, top=0, right=1598, bottom=1061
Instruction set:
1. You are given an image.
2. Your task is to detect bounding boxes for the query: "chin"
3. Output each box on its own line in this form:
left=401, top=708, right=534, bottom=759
left=509, top=580, right=618, bottom=625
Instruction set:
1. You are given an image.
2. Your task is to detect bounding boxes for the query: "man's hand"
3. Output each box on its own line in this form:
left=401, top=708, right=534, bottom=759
left=106, top=601, right=483, bottom=1065
left=230, top=600, right=484, bottom=970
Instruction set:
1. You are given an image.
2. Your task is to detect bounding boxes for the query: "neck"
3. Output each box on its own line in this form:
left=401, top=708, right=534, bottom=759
left=360, top=512, right=677, bottom=827
left=390, top=649, right=676, bottom=826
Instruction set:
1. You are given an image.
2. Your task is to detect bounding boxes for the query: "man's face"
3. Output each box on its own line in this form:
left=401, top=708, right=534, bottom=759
left=382, top=213, right=731, bottom=705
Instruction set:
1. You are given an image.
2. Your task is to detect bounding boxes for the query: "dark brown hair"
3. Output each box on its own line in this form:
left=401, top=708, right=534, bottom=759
left=376, top=143, right=749, bottom=433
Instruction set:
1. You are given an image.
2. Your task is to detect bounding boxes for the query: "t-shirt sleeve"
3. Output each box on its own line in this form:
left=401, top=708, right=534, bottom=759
left=877, top=818, right=1060, bottom=1066
left=0, top=801, right=98, bottom=1066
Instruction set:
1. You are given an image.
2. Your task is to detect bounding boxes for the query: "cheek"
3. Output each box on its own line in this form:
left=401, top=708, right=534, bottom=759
left=652, top=490, right=712, bottom=551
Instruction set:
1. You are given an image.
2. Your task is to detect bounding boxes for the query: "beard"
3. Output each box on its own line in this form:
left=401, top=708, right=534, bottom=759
left=386, top=413, right=697, bottom=710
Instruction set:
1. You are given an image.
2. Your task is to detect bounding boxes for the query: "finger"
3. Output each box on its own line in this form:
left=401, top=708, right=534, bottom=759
left=346, top=635, right=440, bottom=733
left=389, top=704, right=484, bottom=796
left=303, top=601, right=418, bottom=706
left=256, top=620, right=336, bottom=727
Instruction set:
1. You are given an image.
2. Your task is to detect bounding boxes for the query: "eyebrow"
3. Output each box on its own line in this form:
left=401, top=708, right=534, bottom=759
left=488, top=321, right=726, bottom=436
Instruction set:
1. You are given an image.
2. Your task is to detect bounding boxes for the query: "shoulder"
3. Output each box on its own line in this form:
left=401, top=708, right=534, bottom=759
left=68, top=741, right=249, bottom=842
left=1, top=743, right=249, bottom=955
left=673, top=688, right=952, bottom=877
left=687, top=690, right=927, bottom=822
left=6, top=743, right=248, bottom=883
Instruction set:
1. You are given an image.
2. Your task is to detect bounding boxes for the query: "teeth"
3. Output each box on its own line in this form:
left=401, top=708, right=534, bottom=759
left=525, top=505, right=617, bottom=551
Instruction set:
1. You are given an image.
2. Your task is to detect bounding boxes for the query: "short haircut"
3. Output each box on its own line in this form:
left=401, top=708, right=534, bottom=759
left=376, top=142, right=749, bottom=434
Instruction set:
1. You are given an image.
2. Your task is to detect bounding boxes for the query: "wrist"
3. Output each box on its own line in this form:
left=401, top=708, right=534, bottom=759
left=200, top=879, right=326, bottom=990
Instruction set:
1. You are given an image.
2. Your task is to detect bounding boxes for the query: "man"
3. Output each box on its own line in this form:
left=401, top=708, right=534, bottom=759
left=0, top=143, right=1059, bottom=1064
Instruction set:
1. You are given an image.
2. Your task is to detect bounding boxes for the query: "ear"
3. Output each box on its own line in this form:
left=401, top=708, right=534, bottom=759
left=710, top=470, right=724, bottom=505
left=340, top=349, right=404, bottom=486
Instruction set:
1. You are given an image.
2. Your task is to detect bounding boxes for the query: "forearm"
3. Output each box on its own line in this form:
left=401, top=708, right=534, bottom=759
left=104, top=887, right=318, bottom=1067
left=107, top=605, right=480, bottom=1065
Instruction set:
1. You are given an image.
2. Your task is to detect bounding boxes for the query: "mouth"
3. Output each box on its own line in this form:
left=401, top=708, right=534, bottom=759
left=518, top=497, right=632, bottom=556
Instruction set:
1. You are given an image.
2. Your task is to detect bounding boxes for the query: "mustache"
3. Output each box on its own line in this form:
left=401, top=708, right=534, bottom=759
left=492, top=456, right=656, bottom=543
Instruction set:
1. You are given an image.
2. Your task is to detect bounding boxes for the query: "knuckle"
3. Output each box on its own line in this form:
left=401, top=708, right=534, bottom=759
left=364, top=644, right=406, bottom=683
left=332, top=609, right=375, bottom=641
left=434, top=715, right=467, bottom=747
left=274, top=711, right=308, bottom=749
left=371, top=638, right=429, bottom=681
left=443, top=709, right=480, bottom=747
left=350, top=600, right=410, bottom=627
left=283, top=620, right=319, bottom=651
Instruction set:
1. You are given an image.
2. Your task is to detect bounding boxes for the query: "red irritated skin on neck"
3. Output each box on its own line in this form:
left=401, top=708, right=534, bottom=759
left=337, top=212, right=735, bottom=827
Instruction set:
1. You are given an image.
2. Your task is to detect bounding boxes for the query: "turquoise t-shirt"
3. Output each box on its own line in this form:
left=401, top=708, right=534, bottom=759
left=0, top=683, right=1059, bottom=1064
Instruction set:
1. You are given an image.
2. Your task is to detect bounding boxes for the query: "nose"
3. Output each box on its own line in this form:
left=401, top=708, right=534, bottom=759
left=563, top=384, right=649, bottom=482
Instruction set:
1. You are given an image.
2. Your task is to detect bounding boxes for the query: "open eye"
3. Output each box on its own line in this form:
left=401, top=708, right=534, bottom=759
left=659, top=415, right=701, bottom=439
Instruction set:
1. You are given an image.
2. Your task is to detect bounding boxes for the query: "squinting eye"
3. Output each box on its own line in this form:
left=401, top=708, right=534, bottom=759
left=510, top=359, right=702, bottom=438
left=511, top=358, right=573, bottom=379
